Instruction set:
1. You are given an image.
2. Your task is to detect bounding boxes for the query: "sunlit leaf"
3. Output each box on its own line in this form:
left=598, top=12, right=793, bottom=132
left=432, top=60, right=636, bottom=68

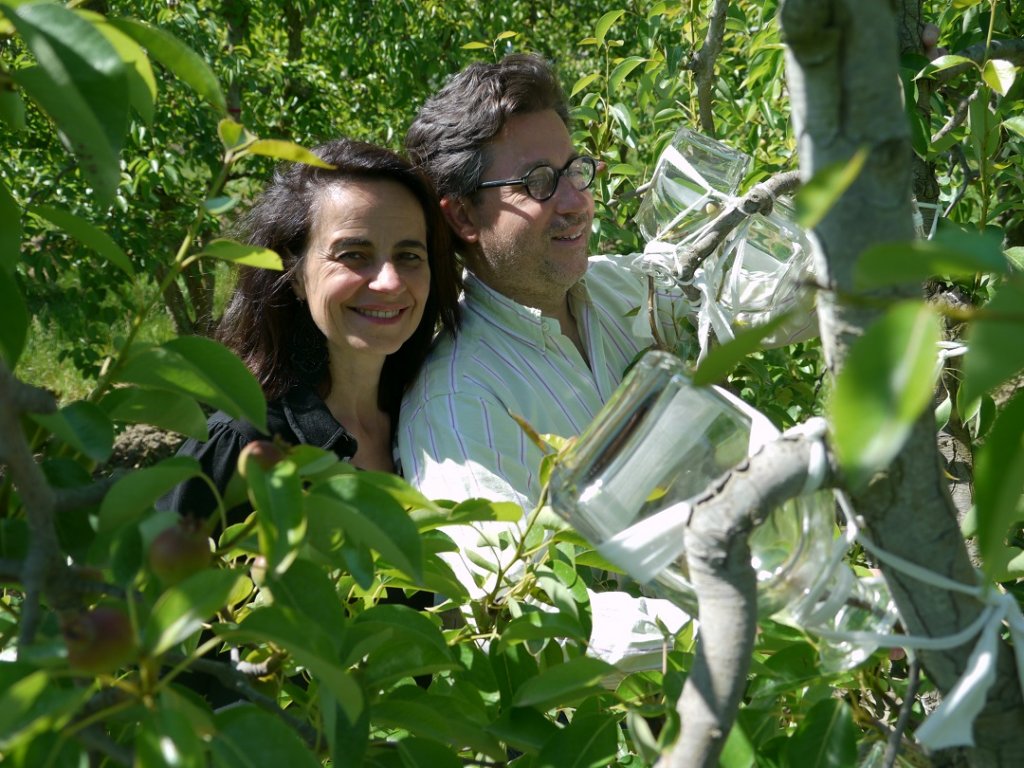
left=795, top=147, right=868, bottom=229
left=28, top=203, right=134, bottom=277
left=145, top=569, right=245, bottom=656
left=693, top=314, right=792, bottom=385
left=247, top=458, right=306, bottom=577
left=609, top=56, right=645, bottom=91
left=108, top=17, right=226, bottom=113
left=196, top=238, right=282, bottom=270
left=4, top=3, right=129, bottom=203
left=115, top=336, right=267, bottom=433
left=1005, top=116, right=1024, bottom=139
left=974, top=392, right=1024, bottom=579
left=244, top=139, right=334, bottom=167
left=830, top=302, right=941, bottom=488
left=962, top=277, right=1024, bottom=405
left=914, top=53, right=976, bottom=79
left=571, top=72, right=601, bottom=98
left=594, top=9, right=626, bottom=43
left=87, top=12, right=157, bottom=124
left=982, top=59, right=1017, bottom=96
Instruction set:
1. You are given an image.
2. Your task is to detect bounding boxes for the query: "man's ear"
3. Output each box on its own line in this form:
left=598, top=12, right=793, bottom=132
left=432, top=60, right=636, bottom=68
left=441, top=196, right=480, bottom=244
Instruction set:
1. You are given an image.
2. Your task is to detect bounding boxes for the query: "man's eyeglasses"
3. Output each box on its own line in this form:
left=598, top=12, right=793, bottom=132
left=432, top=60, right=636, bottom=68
left=476, top=156, right=598, bottom=202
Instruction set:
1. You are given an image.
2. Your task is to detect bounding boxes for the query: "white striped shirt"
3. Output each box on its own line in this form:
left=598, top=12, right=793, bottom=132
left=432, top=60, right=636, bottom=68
left=398, top=253, right=689, bottom=511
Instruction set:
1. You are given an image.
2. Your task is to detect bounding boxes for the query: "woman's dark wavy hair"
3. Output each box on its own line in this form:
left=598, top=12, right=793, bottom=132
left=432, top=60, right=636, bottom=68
left=217, top=138, right=460, bottom=422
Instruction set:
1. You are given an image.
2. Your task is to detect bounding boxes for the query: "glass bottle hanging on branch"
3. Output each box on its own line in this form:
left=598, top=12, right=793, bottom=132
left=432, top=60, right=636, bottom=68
left=547, top=350, right=899, bottom=671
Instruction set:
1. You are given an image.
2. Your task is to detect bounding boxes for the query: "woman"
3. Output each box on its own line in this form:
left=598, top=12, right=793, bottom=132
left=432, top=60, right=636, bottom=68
left=162, top=138, right=460, bottom=519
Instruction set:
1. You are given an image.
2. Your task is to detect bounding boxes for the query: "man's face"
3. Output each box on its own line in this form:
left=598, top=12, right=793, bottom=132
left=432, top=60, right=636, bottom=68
left=458, top=109, right=595, bottom=314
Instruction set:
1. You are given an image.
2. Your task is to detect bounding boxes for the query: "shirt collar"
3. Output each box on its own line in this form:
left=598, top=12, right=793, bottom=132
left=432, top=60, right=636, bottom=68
left=463, top=270, right=594, bottom=347
left=280, top=384, right=358, bottom=459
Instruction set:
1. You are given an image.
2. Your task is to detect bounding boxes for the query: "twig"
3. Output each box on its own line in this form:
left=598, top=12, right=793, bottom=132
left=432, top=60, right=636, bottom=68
left=883, top=656, right=922, bottom=768
left=675, top=170, right=802, bottom=283
left=931, top=82, right=982, bottom=146
left=689, top=0, right=730, bottom=135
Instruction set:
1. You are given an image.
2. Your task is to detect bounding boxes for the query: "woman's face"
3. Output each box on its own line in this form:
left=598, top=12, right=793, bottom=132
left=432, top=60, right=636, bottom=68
left=296, top=179, right=431, bottom=366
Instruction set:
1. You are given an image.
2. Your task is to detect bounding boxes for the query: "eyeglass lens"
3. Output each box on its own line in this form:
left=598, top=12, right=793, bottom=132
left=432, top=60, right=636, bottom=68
left=525, top=157, right=595, bottom=200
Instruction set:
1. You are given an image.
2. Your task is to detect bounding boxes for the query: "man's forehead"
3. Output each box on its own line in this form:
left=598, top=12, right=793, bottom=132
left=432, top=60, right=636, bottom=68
left=489, top=110, right=575, bottom=171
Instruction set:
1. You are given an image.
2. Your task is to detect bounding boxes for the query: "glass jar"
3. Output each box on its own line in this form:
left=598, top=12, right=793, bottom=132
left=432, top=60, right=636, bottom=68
left=547, top=350, right=898, bottom=670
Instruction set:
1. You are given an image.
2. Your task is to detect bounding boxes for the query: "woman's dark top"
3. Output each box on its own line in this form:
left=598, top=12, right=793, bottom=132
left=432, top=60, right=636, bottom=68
left=159, top=384, right=357, bottom=522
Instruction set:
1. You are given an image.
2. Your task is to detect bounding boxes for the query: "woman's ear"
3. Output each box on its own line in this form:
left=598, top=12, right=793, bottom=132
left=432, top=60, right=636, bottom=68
left=440, top=196, right=480, bottom=244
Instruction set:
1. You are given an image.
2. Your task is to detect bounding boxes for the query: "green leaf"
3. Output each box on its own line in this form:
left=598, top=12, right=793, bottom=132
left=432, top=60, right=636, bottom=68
left=247, top=459, right=306, bottom=577
left=914, top=54, right=976, bottom=79
left=115, top=336, right=267, bottom=433
left=28, top=203, right=134, bottom=277
left=795, top=146, right=869, bottom=229
left=495, top=30, right=518, bottom=41
left=226, top=606, right=363, bottom=723
left=460, top=41, right=489, bottom=50
left=974, top=392, right=1024, bottom=579
left=963, top=277, right=1024, bottom=405
left=783, top=699, right=857, bottom=768
left=536, top=712, right=619, bottom=768
left=309, top=474, right=424, bottom=581
left=0, top=179, right=20, bottom=273
left=0, top=264, right=27, bottom=365
left=31, top=400, right=114, bottom=463
left=854, top=227, right=1008, bottom=291
left=0, top=86, right=27, bottom=131
left=99, top=386, right=208, bottom=439
left=244, top=139, right=334, bottom=168
left=210, top=707, right=320, bottom=768
left=830, top=301, right=941, bottom=488
left=692, top=314, right=792, bottom=385
left=266, top=558, right=347, bottom=638
left=609, top=56, right=645, bottom=92
left=145, top=568, right=245, bottom=656
left=89, top=13, right=157, bottom=124
left=98, top=456, right=202, bottom=533
left=0, top=667, right=49, bottom=741
left=4, top=3, right=128, bottom=203
left=1005, top=116, right=1024, bottom=139
left=108, top=17, right=226, bottom=114
left=1006, top=247, right=1024, bottom=272
left=195, top=238, right=282, bottom=270
left=136, top=694, right=206, bottom=768
left=372, top=687, right=503, bottom=760
left=499, top=608, right=589, bottom=647
left=486, top=707, right=560, bottom=756
left=982, top=59, right=1017, bottom=96
left=570, top=72, right=601, bottom=98
left=397, top=738, right=462, bottom=768
left=217, top=117, right=251, bottom=150
left=350, top=604, right=457, bottom=687
left=511, top=656, right=617, bottom=710
left=594, top=10, right=626, bottom=44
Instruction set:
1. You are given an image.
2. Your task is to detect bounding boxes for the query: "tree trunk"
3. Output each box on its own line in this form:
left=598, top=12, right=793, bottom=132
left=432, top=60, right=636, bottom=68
left=779, top=1, right=1024, bottom=764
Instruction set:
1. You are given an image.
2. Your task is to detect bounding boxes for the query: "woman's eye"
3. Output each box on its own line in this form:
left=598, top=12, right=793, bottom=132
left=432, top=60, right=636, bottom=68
left=399, top=251, right=427, bottom=262
left=331, top=250, right=363, bottom=261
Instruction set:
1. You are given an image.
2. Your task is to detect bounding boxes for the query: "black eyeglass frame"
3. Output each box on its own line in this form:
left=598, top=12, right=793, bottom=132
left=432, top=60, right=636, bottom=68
left=475, top=156, right=598, bottom=202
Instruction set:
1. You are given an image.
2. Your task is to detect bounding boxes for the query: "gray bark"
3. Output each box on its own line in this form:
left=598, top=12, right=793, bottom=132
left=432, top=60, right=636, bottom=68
left=779, top=1, right=1024, bottom=765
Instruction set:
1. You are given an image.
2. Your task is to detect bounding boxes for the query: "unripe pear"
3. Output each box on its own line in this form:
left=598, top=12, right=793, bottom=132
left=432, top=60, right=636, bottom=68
left=148, top=517, right=212, bottom=586
left=62, top=606, right=137, bottom=673
left=238, top=440, right=284, bottom=478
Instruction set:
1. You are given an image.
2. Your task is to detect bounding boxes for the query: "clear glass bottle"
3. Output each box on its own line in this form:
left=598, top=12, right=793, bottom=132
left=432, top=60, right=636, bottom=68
left=548, top=350, right=898, bottom=671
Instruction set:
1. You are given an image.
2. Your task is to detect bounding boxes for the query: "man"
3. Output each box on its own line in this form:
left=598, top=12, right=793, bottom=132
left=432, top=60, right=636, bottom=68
left=400, top=52, right=688, bottom=510
left=399, top=53, right=692, bottom=668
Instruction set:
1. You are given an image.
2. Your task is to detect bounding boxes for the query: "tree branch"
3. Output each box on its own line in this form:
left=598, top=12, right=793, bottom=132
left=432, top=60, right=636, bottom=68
left=688, top=0, right=730, bottom=135
left=935, top=38, right=1024, bottom=85
left=660, top=431, right=836, bottom=767
left=676, top=170, right=802, bottom=283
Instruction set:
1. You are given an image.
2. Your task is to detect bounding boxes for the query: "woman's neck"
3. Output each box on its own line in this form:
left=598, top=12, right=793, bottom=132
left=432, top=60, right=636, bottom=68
left=322, top=352, right=395, bottom=472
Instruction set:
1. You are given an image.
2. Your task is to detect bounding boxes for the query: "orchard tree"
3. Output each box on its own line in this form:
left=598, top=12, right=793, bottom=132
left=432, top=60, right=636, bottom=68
left=1, top=2, right=1023, bottom=767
